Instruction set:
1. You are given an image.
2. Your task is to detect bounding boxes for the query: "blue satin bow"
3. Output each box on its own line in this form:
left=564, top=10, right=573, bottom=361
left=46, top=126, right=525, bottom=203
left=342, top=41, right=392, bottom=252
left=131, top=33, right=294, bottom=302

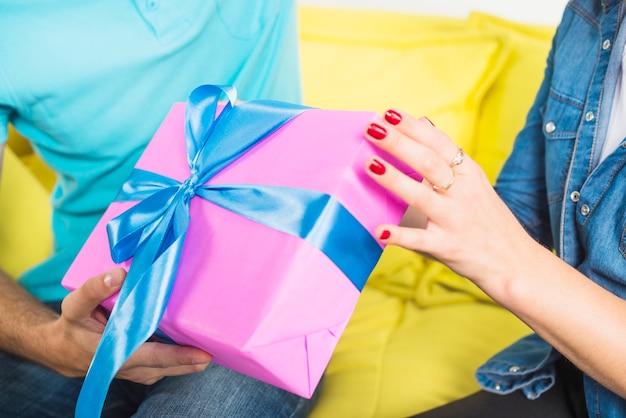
left=75, top=85, right=383, bottom=417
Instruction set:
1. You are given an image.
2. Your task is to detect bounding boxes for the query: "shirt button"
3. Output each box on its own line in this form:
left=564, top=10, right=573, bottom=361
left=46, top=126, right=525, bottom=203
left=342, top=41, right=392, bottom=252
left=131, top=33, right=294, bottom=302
left=508, top=366, right=522, bottom=373
left=146, top=0, right=159, bottom=10
left=570, top=191, right=580, bottom=202
left=585, top=111, right=595, bottom=122
left=545, top=122, right=556, bottom=134
left=603, top=39, right=611, bottom=50
left=580, top=204, right=590, bottom=216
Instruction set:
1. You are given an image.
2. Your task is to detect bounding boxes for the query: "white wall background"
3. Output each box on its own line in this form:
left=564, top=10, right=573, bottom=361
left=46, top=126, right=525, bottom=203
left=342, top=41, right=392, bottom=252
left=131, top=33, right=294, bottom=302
left=297, top=0, right=569, bottom=25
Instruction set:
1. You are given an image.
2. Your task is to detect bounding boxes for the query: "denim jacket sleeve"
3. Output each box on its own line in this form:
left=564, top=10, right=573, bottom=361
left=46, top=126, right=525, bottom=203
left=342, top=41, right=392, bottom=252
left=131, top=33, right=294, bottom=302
left=494, top=35, right=556, bottom=247
left=475, top=334, right=561, bottom=400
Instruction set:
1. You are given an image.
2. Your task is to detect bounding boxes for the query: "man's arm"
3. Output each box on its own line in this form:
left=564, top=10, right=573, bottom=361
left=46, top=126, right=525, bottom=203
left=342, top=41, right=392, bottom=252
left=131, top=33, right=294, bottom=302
left=0, top=266, right=61, bottom=362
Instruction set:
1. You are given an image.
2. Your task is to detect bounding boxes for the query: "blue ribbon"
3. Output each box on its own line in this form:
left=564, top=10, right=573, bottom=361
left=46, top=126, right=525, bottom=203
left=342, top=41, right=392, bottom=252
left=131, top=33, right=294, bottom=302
left=75, top=85, right=383, bottom=417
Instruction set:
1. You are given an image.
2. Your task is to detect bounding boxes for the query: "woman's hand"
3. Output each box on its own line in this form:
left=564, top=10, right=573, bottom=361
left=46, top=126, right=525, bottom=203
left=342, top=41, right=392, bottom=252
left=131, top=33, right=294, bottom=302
left=49, top=269, right=212, bottom=384
left=362, top=109, right=536, bottom=288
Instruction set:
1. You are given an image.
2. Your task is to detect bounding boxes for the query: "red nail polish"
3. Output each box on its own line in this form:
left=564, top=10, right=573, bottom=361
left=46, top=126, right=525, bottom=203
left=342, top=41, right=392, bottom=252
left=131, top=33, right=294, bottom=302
left=379, top=230, right=391, bottom=240
left=369, top=159, right=386, bottom=175
left=384, top=109, right=402, bottom=125
left=367, top=123, right=387, bottom=140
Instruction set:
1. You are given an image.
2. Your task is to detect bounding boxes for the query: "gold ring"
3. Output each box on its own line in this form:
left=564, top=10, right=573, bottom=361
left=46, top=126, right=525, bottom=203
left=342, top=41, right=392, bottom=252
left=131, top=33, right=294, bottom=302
left=431, top=169, right=456, bottom=192
left=450, top=147, right=464, bottom=167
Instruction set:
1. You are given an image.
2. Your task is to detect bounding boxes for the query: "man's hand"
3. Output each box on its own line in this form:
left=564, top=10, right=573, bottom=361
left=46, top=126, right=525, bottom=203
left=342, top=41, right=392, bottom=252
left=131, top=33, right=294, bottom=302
left=0, top=268, right=212, bottom=385
left=52, top=268, right=212, bottom=384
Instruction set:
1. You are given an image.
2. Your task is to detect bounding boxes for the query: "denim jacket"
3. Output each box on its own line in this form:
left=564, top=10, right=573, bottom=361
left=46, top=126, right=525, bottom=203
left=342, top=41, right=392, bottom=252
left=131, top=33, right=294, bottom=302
left=476, top=0, right=626, bottom=416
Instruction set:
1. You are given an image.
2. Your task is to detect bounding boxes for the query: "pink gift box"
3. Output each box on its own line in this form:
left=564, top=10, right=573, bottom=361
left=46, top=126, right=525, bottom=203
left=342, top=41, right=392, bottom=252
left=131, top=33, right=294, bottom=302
left=62, top=100, right=416, bottom=398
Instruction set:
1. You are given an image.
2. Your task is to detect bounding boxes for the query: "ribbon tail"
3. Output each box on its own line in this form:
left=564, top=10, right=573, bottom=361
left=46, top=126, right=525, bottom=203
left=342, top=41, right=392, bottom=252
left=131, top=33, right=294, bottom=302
left=75, top=234, right=185, bottom=418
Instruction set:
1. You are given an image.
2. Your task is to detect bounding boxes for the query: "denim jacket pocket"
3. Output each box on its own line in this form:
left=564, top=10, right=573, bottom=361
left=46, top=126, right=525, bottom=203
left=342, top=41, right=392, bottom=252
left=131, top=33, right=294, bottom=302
left=542, top=91, right=582, bottom=205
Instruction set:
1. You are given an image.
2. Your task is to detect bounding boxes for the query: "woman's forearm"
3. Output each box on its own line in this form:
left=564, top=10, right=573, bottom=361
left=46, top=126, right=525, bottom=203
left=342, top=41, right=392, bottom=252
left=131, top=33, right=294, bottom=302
left=491, top=241, right=626, bottom=398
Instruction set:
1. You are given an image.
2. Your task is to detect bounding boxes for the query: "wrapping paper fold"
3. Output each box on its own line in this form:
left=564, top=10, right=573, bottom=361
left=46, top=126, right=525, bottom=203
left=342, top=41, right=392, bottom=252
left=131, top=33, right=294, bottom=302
left=62, top=86, right=418, bottom=409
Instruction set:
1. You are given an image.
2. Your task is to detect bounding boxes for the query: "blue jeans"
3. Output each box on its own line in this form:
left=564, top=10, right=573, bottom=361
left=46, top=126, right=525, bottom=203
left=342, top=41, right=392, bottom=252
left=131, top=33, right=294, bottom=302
left=0, top=303, right=320, bottom=417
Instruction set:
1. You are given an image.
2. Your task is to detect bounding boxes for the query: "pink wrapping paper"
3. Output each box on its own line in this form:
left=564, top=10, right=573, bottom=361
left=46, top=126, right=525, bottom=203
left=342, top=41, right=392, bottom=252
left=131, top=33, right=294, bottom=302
left=62, top=103, right=416, bottom=397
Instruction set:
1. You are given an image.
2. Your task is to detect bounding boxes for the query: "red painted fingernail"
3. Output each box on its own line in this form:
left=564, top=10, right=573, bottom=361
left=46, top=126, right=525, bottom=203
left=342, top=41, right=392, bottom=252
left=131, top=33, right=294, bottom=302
left=422, top=116, right=435, bottom=127
left=384, top=109, right=402, bottom=125
left=367, top=123, right=387, bottom=140
left=379, top=230, right=391, bottom=240
left=369, top=159, right=386, bottom=175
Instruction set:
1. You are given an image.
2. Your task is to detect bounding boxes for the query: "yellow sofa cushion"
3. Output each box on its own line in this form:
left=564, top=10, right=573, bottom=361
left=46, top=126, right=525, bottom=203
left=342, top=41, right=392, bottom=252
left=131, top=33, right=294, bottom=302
left=0, top=131, right=53, bottom=279
left=299, top=7, right=509, bottom=151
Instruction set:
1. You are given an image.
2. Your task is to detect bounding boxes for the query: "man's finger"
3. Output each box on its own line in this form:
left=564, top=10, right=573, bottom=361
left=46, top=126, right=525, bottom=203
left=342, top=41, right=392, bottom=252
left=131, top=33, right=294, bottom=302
left=62, top=268, right=126, bottom=321
left=130, top=342, right=213, bottom=369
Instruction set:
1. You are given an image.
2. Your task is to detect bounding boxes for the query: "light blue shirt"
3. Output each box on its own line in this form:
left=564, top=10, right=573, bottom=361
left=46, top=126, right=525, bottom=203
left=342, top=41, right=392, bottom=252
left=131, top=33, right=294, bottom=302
left=0, top=0, right=302, bottom=301
left=478, top=1, right=626, bottom=415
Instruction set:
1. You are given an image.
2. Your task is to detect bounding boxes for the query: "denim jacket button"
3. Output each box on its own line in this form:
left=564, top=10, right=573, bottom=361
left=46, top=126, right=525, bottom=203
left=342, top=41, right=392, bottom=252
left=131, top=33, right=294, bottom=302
left=580, top=204, right=590, bottom=216
left=603, top=39, right=611, bottom=50
left=585, top=111, right=595, bottom=122
left=570, top=191, right=580, bottom=202
left=508, top=365, right=522, bottom=373
left=494, top=383, right=502, bottom=391
left=545, top=121, right=556, bottom=133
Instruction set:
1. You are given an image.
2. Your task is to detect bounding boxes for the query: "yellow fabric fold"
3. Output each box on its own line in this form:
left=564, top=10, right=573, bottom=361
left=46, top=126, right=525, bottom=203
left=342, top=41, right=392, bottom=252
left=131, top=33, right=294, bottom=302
left=368, top=246, right=494, bottom=307
left=7, top=126, right=56, bottom=192
left=0, top=141, right=53, bottom=279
